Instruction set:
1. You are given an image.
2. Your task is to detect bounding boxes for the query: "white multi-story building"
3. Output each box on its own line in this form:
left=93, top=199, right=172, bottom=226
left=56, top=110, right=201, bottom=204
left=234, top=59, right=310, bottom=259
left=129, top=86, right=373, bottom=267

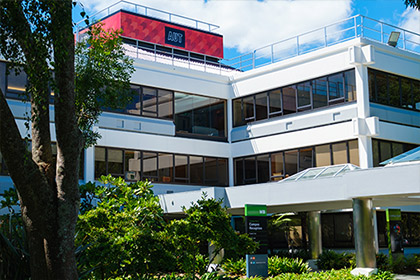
left=1, top=1, right=420, bottom=272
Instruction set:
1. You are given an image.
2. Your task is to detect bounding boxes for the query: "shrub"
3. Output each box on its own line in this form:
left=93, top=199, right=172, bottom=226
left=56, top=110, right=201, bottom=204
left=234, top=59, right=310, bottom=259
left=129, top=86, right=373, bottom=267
left=316, top=250, right=355, bottom=270
left=268, top=256, right=310, bottom=275
left=221, top=258, right=246, bottom=276
left=271, top=268, right=393, bottom=280
left=271, top=249, right=311, bottom=262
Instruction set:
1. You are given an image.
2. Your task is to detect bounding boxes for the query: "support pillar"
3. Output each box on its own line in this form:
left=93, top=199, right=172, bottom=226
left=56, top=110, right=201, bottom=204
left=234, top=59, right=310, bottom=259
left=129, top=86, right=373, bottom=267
left=352, top=198, right=377, bottom=276
left=308, top=211, right=322, bottom=259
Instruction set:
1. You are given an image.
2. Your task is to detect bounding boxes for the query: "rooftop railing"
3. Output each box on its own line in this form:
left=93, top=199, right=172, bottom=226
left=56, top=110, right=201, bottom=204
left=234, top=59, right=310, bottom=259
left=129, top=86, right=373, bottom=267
left=75, top=0, right=220, bottom=33
left=223, top=15, right=420, bottom=71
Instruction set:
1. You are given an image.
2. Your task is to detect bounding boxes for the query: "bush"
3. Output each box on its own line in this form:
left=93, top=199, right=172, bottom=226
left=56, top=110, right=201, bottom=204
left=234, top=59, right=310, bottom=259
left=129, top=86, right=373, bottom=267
left=268, top=256, right=310, bottom=275
left=316, top=250, right=355, bottom=270
left=271, top=249, right=311, bottom=262
left=271, top=269, right=393, bottom=280
left=221, top=258, right=246, bottom=276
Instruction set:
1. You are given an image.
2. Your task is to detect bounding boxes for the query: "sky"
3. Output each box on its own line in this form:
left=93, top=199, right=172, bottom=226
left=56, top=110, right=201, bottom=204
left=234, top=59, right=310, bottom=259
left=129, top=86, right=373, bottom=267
left=73, top=0, right=420, bottom=59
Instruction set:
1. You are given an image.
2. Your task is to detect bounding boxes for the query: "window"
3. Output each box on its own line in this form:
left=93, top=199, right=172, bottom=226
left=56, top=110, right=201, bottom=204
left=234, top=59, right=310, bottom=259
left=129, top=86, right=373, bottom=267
left=174, top=92, right=226, bottom=140
left=312, top=77, right=328, bottom=109
left=6, top=67, right=27, bottom=100
left=125, top=150, right=141, bottom=181
left=255, top=92, right=268, bottom=121
left=257, top=154, right=270, bottom=183
left=232, top=69, right=356, bottom=127
left=143, top=152, right=158, bottom=181
left=107, top=149, right=123, bottom=176
left=296, top=82, right=311, bottom=111
left=190, top=156, right=203, bottom=185
left=142, top=87, right=158, bottom=117
left=244, top=156, right=257, bottom=184
left=299, top=148, right=313, bottom=171
left=159, top=153, right=173, bottom=183
left=94, top=147, right=106, bottom=179
left=284, top=150, right=298, bottom=178
left=372, top=139, right=419, bottom=167
left=204, top=157, right=218, bottom=185
left=315, top=145, right=331, bottom=167
left=332, top=142, right=347, bottom=165
left=174, top=155, right=188, bottom=183
left=368, top=69, right=420, bottom=112
left=271, top=152, right=284, bottom=181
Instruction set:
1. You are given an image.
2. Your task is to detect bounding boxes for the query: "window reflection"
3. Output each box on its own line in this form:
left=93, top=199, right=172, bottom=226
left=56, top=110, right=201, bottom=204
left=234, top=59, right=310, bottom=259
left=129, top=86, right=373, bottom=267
left=6, top=67, right=27, bottom=100
left=232, top=69, right=356, bottom=127
left=174, top=92, right=226, bottom=139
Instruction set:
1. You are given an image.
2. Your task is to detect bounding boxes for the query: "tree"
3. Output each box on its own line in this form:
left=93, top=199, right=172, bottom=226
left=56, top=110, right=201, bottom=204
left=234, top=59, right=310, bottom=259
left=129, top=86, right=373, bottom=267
left=0, top=1, right=133, bottom=279
left=404, top=0, right=420, bottom=10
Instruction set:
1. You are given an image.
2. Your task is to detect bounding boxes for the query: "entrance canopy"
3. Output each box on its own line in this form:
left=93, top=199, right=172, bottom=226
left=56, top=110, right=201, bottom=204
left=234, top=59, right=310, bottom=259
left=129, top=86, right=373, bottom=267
left=159, top=162, right=420, bottom=215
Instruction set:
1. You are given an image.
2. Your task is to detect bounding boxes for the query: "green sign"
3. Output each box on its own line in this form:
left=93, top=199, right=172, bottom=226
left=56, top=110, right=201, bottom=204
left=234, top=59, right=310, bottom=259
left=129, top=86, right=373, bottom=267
left=386, top=209, right=401, bottom=222
left=245, top=204, right=267, bottom=217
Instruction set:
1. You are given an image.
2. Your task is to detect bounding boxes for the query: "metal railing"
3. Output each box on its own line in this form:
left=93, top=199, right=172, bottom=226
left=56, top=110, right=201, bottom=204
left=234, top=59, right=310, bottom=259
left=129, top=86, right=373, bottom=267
left=75, top=0, right=220, bottom=33
left=121, top=37, right=233, bottom=75
left=223, top=15, right=420, bottom=71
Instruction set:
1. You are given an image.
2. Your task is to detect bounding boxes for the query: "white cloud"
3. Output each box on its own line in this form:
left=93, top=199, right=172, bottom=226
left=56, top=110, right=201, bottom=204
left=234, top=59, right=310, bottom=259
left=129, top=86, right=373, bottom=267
left=82, top=0, right=353, bottom=54
left=399, top=7, right=420, bottom=46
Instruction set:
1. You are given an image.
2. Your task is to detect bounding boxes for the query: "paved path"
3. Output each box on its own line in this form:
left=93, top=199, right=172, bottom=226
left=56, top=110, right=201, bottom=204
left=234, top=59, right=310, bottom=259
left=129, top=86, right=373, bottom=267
left=395, top=275, right=420, bottom=280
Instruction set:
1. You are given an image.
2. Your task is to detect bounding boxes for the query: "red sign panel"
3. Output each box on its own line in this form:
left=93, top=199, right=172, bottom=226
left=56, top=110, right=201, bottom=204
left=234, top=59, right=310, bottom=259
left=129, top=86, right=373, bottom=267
left=99, top=10, right=223, bottom=59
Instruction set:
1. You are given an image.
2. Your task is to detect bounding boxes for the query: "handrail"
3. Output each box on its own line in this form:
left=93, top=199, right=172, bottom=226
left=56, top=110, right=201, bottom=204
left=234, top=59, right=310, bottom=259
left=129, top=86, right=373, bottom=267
left=75, top=0, right=220, bottom=33
left=223, top=14, right=420, bottom=71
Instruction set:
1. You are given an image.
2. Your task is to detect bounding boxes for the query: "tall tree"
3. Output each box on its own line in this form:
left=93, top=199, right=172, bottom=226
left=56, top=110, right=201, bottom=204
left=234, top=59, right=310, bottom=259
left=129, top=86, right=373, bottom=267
left=0, top=1, right=133, bottom=279
left=404, top=0, right=420, bottom=10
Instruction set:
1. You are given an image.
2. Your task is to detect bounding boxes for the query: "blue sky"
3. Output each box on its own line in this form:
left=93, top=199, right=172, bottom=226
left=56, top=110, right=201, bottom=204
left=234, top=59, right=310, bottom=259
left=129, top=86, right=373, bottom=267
left=74, top=0, right=419, bottom=59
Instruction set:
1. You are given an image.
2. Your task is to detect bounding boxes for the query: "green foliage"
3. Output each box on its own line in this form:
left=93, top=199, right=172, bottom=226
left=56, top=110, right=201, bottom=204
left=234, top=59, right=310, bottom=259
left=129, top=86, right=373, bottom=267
left=268, top=256, right=310, bottom=276
left=271, top=249, right=311, bottom=261
left=316, top=250, right=355, bottom=270
left=76, top=175, right=174, bottom=278
left=165, top=194, right=256, bottom=275
left=75, top=23, right=135, bottom=147
left=222, top=258, right=246, bottom=276
left=271, top=268, right=393, bottom=280
left=376, top=253, right=390, bottom=271
left=0, top=188, right=30, bottom=279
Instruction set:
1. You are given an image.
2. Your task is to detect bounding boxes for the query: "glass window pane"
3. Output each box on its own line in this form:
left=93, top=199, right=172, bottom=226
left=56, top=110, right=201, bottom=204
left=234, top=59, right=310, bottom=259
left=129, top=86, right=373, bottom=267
left=217, top=158, right=228, bottom=186
left=380, top=141, right=392, bottom=163
left=349, top=140, right=359, bottom=167
left=401, top=78, right=413, bottom=109
left=234, top=158, right=244, bottom=185
left=243, top=96, right=255, bottom=121
left=125, top=150, right=141, bottom=181
left=392, top=143, right=404, bottom=158
left=257, top=154, right=269, bottom=183
left=244, top=156, right=256, bottom=184
left=190, top=156, right=203, bottom=185
left=158, top=89, right=173, bottom=119
left=283, top=86, right=296, bottom=115
left=192, top=96, right=211, bottom=134
left=388, top=75, right=400, bottom=107
left=125, top=85, right=141, bottom=115
left=376, top=71, right=388, bottom=104
left=332, top=142, right=347, bottom=165
left=233, top=99, right=244, bottom=127
left=284, top=150, right=298, bottom=178
left=158, top=153, right=173, bottom=183
left=204, top=157, right=218, bottom=185
left=107, top=149, right=123, bottom=175
left=271, top=152, right=284, bottom=181
left=315, top=145, right=331, bottom=167
left=174, top=92, right=193, bottom=133
left=328, top=73, right=344, bottom=101
left=143, top=152, right=158, bottom=181
left=297, top=82, right=311, bottom=110
left=345, top=69, right=356, bottom=102
left=142, top=87, right=157, bottom=117
left=299, top=148, right=313, bottom=171
left=174, top=155, right=188, bottom=182
left=369, top=69, right=376, bottom=102
left=413, top=80, right=420, bottom=110
left=209, top=101, right=226, bottom=138
left=372, top=140, right=380, bottom=167
left=6, top=67, right=27, bottom=99
left=269, top=89, right=282, bottom=117
left=255, top=92, right=268, bottom=121
left=312, top=77, right=328, bottom=109
left=94, top=147, right=106, bottom=179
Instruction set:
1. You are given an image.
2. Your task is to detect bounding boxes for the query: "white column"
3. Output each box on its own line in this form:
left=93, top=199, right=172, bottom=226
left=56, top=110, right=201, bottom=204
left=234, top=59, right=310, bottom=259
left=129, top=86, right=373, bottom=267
left=84, top=146, right=95, bottom=182
left=227, top=84, right=234, bottom=187
left=355, top=64, right=373, bottom=169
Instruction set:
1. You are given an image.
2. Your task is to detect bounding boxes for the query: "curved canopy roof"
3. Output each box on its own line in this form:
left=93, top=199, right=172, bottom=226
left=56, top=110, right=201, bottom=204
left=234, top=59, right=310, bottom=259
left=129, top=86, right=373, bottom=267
left=381, top=147, right=420, bottom=166
left=281, top=164, right=360, bottom=182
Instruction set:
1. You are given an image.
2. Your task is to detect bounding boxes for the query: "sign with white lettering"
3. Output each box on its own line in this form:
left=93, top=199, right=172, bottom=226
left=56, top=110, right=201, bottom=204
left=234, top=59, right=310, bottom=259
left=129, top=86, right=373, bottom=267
left=165, top=26, right=185, bottom=48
